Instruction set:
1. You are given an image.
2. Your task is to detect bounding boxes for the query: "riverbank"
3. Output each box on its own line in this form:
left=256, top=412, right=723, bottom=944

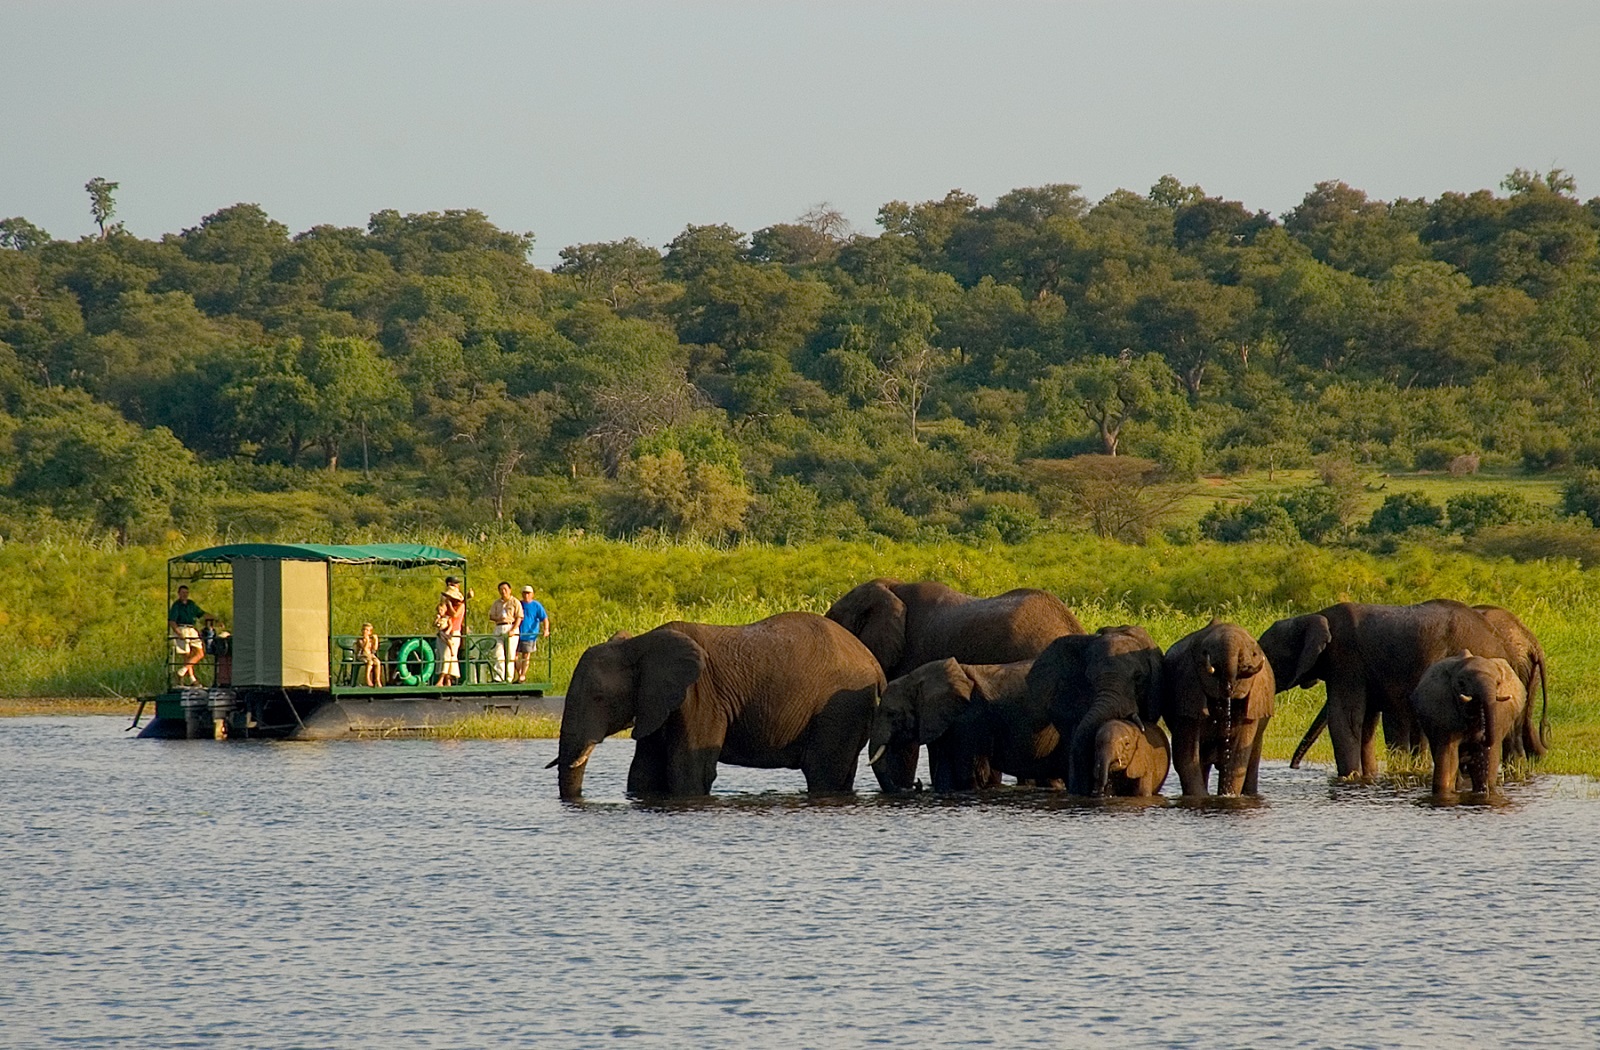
left=3, top=533, right=1596, bottom=773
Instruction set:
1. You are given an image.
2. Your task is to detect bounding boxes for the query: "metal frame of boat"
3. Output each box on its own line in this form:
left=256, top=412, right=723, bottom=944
left=138, top=542, right=558, bottom=740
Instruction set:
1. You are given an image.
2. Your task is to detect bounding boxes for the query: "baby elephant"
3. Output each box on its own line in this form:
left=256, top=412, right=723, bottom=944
left=1410, top=651, right=1527, bottom=797
left=1092, top=718, right=1170, bottom=797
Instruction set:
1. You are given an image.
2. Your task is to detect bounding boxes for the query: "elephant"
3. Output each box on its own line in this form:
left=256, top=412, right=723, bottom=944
left=1261, top=600, right=1515, bottom=779
left=1470, top=604, right=1549, bottom=760
left=866, top=657, right=1067, bottom=791
left=1092, top=718, right=1171, bottom=797
left=826, top=578, right=1084, bottom=790
left=547, top=612, right=886, bottom=799
left=1160, top=621, right=1276, bottom=796
left=1410, top=651, right=1527, bottom=797
left=1024, top=626, right=1165, bottom=796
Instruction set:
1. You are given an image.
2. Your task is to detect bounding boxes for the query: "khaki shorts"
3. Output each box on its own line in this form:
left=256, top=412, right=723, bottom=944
left=171, top=626, right=201, bottom=654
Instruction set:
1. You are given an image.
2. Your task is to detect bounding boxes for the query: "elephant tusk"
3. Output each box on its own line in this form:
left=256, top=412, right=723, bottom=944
left=867, top=744, right=888, bottom=766
left=1459, top=693, right=1473, bottom=705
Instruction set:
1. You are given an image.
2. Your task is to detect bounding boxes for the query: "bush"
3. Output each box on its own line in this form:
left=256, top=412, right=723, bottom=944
left=1277, top=486, right=1345, bottom=543
left=1445, top=490, right=1541, bottom=535
left=1521, top=430, right=1574, bottom=473
left=961, top=495, right=1044, bottom=545
left=745, top=477, right=823, bottom=545
left=1366, top=492, right=1443, bottom=535
left=1564, top=471, right=1600, bottom=527
left=1468, top=521, right=1600, bottom=569
left=1199, top=501, right=1301, bottom=545
left=1413, top=440, right=1465, bottom=472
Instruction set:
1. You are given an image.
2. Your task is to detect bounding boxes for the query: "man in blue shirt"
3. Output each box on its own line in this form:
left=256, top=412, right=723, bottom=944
left=514, top=585, right=550, bottom=683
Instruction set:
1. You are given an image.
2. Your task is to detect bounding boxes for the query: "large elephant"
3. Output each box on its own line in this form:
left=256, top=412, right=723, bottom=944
left=826, top=579, right=1084, bottom=790
left=1261, top=600, right=1514, bottom=779
left=1092, top=718, right=1171, bottom=797
left=1025, top=626, right=1164, bottom=796
left=1471, top=604, right=1549, bottom=760
left=548, top=612, right=886, bottom=799
left=1410, top=652, right=1527, bottom=797
left=1160, top=621, right=1275, bottom=796
left=865, top=657, right=1060, bottom=791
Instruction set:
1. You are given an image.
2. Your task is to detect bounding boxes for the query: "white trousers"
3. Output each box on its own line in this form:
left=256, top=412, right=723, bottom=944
left=492, top=623, right=517, bottom=682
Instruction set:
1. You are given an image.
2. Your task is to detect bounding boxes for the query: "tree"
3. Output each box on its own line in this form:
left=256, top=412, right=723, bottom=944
left=1027, top=454, right=1180, bottom=542
left=85, top=178, right=120, bottom=239
left=556, top=238, right=666, bottom=310
left=439, top=386, right=556, bottom=521
left=1042, top=351, right=1180, bottom=456
left=9, top=391, right=204, bottom=544
left=299, top=335, right=406, bottom=471
left=610, top=448, right=750, bottom=540
left=0, top=218, right=50, bottom=252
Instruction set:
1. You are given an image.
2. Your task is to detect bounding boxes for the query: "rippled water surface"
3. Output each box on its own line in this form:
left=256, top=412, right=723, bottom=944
left=3, top=717, right=1599, bottom=1048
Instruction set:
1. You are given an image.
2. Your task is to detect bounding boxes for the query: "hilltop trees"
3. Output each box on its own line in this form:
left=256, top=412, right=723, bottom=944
left=0, top=170, right=1598, bottom=545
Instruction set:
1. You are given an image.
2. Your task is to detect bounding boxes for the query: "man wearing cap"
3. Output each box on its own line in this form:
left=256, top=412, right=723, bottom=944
left=487, top=580, right=523, bottom=683
left=433, top=575, right=471, bottom=687
left=514, top=585, right=550, bottom=684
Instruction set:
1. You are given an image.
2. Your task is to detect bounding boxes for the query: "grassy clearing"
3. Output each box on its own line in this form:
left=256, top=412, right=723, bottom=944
left=1, top=530, right=1597, bottom=773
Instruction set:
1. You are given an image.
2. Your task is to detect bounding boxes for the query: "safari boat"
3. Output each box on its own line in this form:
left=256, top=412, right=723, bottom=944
left=137, top=543, right=558, bottom=740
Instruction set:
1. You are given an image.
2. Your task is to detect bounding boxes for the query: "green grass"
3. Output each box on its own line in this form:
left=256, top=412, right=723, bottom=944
left=416, top=711, right=562, bottom=739
left=2, top=524, right=1598, bottom=774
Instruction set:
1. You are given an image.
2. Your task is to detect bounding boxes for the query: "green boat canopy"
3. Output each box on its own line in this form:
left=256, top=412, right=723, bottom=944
left=171, top=543, right=467, bottom=567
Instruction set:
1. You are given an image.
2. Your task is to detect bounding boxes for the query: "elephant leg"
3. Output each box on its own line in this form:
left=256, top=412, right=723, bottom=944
left=1382, top=703, right=1423, bottom=757
left=1360, top=707, right=1382, bottom=779
left=1325, top=686, right=1367, bottom=779
left=627, top=731, right=672, bottom=796
left=1217, top=727, right=1253, bottom=796
left=1431, top=737, right=1459, bottom=797
left=666, top=744, right=721, bottom=796
left=1242, top=718, right=1269, bottom=796
left=1172, top=722, right=1206, bottom=797
left=926, top=738, right=963, bottom=792
left=873, top=741, right=920, bottom=793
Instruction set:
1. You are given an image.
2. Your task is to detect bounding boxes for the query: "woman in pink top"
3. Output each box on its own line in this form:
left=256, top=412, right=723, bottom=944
left=434, top=576, right=471, bottom=686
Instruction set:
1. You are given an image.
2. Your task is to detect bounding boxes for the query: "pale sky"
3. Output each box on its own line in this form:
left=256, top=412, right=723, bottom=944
left=4, top=1, right=1597, bottom=267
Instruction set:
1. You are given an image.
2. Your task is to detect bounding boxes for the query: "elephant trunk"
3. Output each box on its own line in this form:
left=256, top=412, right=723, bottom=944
left=553, top=741, right=598, bottom=801
left=1480, top=697, right=1499, bottom=792
left=1216, top=696, right=1237, bottom=796
left=1070, top=688, right=1129, bottom=795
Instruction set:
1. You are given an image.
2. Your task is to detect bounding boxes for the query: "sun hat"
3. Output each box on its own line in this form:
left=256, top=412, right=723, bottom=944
left=521, top=585, right=534, bottom=594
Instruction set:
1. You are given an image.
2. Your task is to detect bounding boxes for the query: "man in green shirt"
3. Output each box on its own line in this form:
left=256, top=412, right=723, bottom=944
left=168, top=585, right=207, bottom=684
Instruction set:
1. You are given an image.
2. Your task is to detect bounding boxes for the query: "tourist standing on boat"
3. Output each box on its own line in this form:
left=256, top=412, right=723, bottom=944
left=488, top=581, right=523, bottom=683
left=434, top=576, right=471, bottom=686
left=167, top=585, right=208, bottom=685
left=514, top=585, right=550, bottom=683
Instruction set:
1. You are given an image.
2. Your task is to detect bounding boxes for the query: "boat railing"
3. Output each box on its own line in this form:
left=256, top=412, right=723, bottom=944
left=166, top=631, right=554, bottom=692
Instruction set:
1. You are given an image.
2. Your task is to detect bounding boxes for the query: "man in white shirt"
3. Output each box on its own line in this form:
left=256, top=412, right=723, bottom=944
left=487, top=580, right=523, bottom=683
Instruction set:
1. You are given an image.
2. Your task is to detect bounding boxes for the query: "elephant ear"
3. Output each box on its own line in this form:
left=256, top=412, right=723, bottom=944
left=1027, top=634, right=1091, bottom=716
left=1290, top=615, right=1332, bottom=689
left=1136, top=646, right=1166, bottom=724
left=918, top=659, right=976, bottom=743
left=1166, top=635, right=1208, bottom=721
left=627, top=628, right=707, bottom=739
left=1241, top=647, right=1275, bottom=719
left=828, top=580, right=906, bottom=673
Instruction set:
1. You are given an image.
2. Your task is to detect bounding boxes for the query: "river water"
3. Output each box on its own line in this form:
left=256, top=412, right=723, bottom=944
left=3, top=716, right=1597, bottom=1048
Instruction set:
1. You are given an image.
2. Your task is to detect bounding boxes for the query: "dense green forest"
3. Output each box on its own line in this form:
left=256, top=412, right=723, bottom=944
left=4, top=170, right=1600, bottom=550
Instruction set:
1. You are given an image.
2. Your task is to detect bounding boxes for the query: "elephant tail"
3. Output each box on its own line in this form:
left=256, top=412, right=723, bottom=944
left=1532, top=654, right=1550, bottom=756
left=1289, top=702, right=1329, bottom=769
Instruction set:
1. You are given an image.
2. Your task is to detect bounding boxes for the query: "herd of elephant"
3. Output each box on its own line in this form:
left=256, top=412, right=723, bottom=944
left=549, top=579, right=1551, bottom=803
